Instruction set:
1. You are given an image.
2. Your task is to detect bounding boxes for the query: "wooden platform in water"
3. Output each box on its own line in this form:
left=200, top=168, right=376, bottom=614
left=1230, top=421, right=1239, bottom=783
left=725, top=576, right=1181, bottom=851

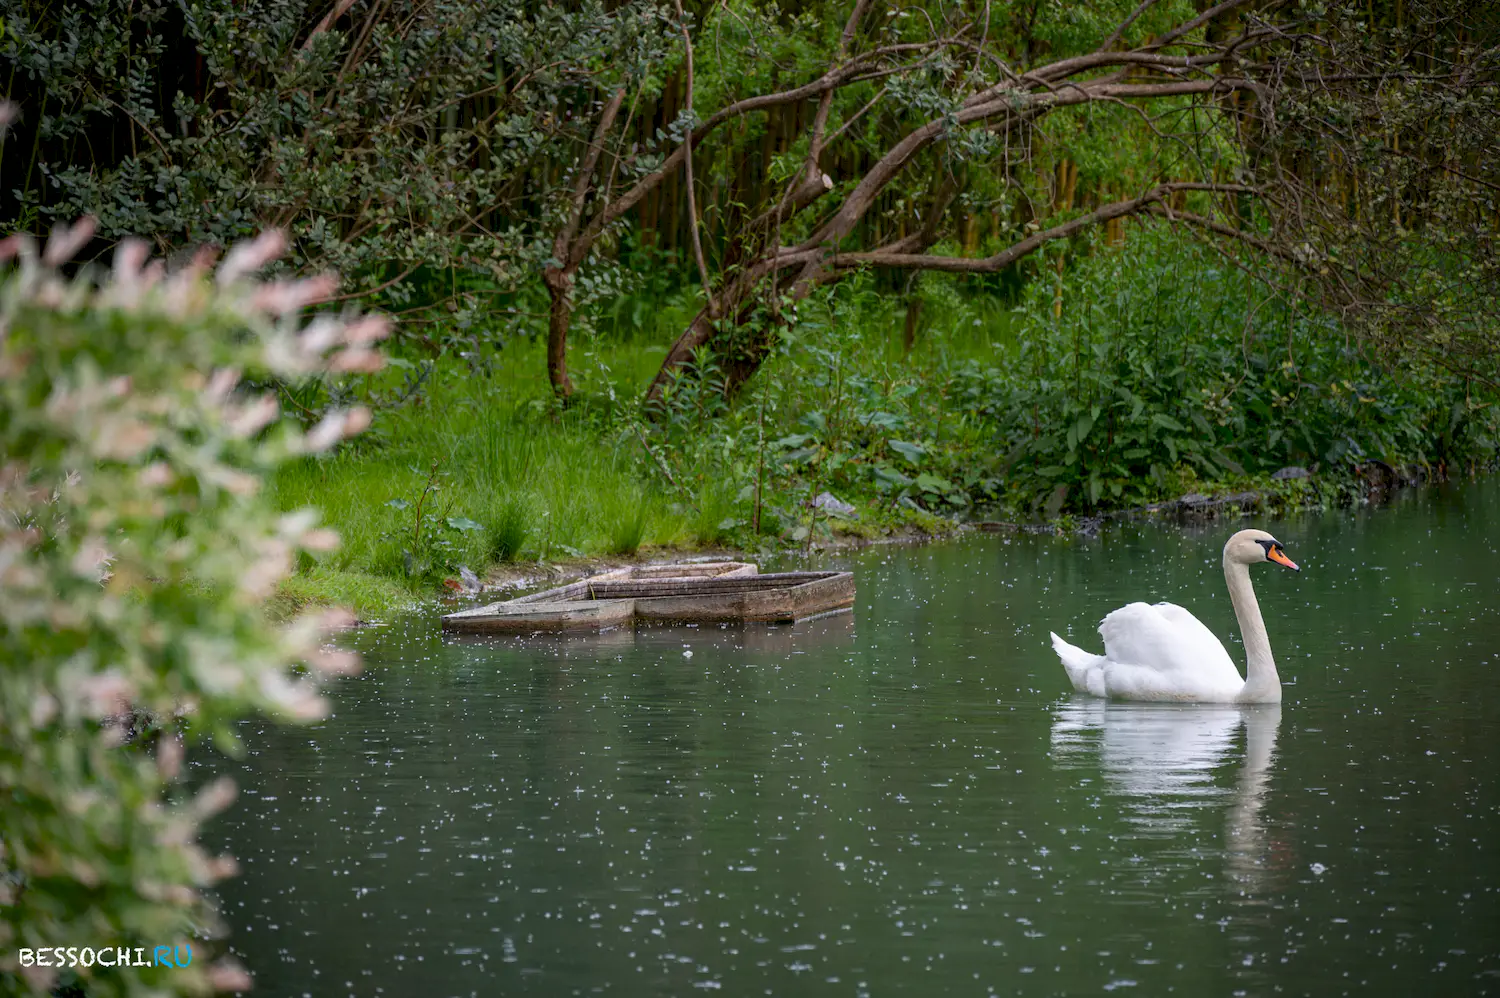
left=441, top=561, right=855, bottom=634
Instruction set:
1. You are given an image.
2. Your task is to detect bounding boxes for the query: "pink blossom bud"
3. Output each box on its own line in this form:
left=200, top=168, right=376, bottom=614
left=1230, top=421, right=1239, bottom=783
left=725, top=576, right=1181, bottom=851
left=217, top=230, right=288, bottom=285
left=42, top=216, right=97, bottom=266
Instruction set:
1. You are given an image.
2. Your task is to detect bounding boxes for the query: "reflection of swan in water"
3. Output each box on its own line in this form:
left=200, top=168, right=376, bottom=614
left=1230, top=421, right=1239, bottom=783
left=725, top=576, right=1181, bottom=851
left=1224, top=705, right=1282, bottom=898
left=1050, top=700, right=1282, bottom=889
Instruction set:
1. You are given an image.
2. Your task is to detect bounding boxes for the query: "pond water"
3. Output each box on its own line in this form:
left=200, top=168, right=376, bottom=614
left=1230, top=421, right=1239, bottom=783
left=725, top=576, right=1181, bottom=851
left=205, top=481, right=1500, bottom=996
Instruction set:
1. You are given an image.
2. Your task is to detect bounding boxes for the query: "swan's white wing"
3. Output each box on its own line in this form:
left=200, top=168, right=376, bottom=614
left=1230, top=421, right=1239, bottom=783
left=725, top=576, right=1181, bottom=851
left=1053, top=599, right=1251, bottom=702
left=1150, top=602, right=1237, bottom=668
left=1094, top=602, right=1243, bottom=700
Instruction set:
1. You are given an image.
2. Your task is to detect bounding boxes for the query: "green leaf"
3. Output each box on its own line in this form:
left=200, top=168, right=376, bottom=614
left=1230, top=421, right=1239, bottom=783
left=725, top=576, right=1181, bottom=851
left=888, top=439, right=926, bottom=465
left=446, top=516, right=483, bottom=532
left=915, top=472, right=955, bottom=494
left=1073, top=412, right=1096, bottom=446
left=385, top=498, right=410, bottom=511
left=873, top=464, right=913, bottom=489
left=782, top=447, right=818, bottom=465
left=1214, top=451, right=1246, bottom=476
left=860, top=411, right=905, bottom=430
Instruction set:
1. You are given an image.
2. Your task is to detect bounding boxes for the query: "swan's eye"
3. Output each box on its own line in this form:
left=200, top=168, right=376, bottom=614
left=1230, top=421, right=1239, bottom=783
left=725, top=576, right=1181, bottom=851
left=1263, top=542, right=1301, bottom=571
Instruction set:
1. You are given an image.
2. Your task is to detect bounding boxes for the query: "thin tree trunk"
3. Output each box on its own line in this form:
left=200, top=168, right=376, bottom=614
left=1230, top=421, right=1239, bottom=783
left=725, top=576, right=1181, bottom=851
left=544, top=271, right=575, bottom=399
left=903, top=297, right=924, bottom=353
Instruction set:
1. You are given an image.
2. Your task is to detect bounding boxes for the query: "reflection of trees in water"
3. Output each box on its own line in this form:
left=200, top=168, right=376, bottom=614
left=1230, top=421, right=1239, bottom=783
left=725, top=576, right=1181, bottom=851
left=1050, top=700, right=1288, bottom=901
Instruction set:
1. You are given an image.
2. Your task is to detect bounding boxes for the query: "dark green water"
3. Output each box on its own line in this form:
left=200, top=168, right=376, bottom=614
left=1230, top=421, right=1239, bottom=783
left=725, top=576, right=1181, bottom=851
left=205, top=482, right=1500, bottom=996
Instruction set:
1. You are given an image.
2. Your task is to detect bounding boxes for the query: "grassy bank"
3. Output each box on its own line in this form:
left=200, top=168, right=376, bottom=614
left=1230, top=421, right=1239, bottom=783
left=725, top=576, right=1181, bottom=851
left=276, top=230, right=1500, bottom=616
left=267, top=333, right=964, bottom=616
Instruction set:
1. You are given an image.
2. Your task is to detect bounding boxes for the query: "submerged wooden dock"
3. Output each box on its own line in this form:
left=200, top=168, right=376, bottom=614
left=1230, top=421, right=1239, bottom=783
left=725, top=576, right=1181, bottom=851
left=441, top=561, right=855, bottom=634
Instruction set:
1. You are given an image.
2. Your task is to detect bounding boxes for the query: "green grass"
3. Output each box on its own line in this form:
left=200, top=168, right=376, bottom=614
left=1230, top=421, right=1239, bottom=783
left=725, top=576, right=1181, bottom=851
left=268, top=569, right=416, bottom=621
left=268, top=338, right=737, bottom=592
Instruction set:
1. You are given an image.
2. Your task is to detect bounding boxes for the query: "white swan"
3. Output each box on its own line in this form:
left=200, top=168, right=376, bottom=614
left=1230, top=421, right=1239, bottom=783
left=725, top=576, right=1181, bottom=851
left=1049, top=528, right=1299, bottom=703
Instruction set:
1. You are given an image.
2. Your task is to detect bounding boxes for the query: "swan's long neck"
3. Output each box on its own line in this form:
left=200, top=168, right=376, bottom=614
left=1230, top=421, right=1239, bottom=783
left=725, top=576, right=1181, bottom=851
left=1224, top=555, right=1281, bottom=703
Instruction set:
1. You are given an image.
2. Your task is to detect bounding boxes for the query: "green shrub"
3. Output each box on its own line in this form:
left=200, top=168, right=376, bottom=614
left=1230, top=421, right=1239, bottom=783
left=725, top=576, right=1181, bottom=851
left=4, top=0, right=670, bottom=316
left=952, top=230, right=1500, bottom=512
left=0, top=222, right=383, bottom=996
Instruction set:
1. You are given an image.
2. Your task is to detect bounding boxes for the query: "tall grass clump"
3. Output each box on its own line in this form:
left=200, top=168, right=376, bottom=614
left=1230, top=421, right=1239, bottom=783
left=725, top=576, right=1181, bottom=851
left=486, top=495, right=534, bottom=563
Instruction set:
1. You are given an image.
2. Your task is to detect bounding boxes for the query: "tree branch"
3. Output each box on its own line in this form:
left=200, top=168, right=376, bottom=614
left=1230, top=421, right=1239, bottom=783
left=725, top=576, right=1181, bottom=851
left=834, top=183, right=1260, bottom=273
left=672, top=0, right=715, bottom=317
left=302, top=0, right=362, bottom=51
left=570, top=41, right=951, bottom=262
left=1097, top=0, right=1160, bottom=53
left=810, top=0, right=873, bottom=164
left=1146, top=0, right=1256, bottom=53
left=554, top=86, right=627, bottom=267
left=805, top=76, right=1255, bottom=250
left=1146, top=205, right=1299, bottom=262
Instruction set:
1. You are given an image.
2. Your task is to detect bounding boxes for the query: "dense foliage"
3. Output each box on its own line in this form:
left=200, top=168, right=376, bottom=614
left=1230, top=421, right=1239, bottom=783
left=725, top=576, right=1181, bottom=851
left=0, top=224, right=380, bottom=996
left=0, top=0, right=1494, bottom=574
left=6, top=0, right=1495, bottom=399
left=1256, top=0, right=1500, bottom=384
left=643, top=230, right=1500, bottom=524
left=954, top=232, right=1500, bottom=513
left=2, top=0, right=669, bottom=314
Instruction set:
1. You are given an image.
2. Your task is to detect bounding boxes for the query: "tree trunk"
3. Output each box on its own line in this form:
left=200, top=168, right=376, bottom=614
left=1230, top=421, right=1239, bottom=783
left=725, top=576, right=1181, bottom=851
left=644, top=307, right=718, bottom=406
left=903, top=296, right=923, bottom=353
left=544, top=269, right=574, bottom=399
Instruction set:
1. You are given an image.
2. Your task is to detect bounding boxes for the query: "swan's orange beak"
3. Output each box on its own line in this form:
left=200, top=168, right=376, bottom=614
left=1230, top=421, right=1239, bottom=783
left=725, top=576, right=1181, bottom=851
left=1267, top=545, right=1300, bottom=572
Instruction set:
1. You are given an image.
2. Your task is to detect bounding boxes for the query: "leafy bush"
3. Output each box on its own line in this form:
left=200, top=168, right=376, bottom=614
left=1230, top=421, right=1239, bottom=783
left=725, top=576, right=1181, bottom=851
left=3, top=0, right=670, bottom=311
left=953, top=230, right=1500, bottom=512
left=0, top=222, right=382, bottom=996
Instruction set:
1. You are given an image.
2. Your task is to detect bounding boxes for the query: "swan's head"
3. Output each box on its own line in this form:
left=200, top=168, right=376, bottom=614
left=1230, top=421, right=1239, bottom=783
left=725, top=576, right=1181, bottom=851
left=1225, top=528, right=1299, bottom=572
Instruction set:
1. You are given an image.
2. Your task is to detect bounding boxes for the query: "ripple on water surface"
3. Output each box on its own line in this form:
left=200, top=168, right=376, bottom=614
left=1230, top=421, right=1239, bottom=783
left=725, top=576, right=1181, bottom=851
left=204, top=481, right=1500, bottom=995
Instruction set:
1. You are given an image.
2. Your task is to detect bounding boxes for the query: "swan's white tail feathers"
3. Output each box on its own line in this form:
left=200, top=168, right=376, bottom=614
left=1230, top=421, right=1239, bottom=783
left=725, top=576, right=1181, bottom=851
left=1051, top=631, right=1104, bottom=693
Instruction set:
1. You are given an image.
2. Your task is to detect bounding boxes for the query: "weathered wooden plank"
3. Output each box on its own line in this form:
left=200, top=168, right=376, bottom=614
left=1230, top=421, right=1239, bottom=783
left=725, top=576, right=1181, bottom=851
left=509, top=561, right=757, bottom=604
left=509, top=580, right=595, bottom=604
left=634, top=586, right=798, bottom=624
left=629, top=562, right=758, bottom=580
left=784, top=571, right=856, bottom=616
left=442, top=598, right=636, bottom=633
left=585, top=572, right=843, bottom=599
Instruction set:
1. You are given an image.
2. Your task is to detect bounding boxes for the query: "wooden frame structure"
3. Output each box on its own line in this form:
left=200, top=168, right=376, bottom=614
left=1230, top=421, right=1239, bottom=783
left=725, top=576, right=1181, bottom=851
left=441, top=561, right=855, bottom=634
